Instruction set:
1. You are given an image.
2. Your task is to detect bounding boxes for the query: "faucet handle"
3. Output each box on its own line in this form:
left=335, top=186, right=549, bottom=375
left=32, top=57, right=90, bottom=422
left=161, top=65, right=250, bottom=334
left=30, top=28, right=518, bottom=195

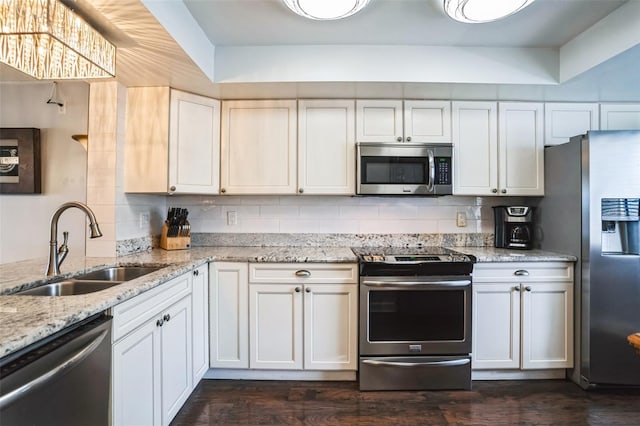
left=62, top=231, right=69, bottom=245
left=57, top=231, right=70, bottom=265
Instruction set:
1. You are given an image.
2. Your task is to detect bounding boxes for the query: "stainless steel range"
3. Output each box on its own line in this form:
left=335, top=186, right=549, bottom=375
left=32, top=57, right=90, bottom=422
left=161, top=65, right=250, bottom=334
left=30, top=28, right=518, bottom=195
left=355, top=247, right=475, bottom=391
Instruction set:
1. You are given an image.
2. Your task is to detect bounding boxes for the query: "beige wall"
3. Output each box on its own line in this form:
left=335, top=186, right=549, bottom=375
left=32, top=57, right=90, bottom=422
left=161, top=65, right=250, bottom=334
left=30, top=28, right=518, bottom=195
left=0, top=82, right=89, bottom=264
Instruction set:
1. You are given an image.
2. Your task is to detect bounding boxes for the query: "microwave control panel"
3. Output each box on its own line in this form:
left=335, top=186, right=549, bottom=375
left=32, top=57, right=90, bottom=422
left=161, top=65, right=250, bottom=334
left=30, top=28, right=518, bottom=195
left=435, top=157, right=451, bottom=185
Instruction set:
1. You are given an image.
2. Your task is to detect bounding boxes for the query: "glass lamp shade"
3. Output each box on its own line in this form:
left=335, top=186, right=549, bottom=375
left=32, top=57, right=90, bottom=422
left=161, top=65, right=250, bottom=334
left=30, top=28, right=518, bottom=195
left=443, top=0, right=535, bottom=23
left=282, top=0, right=371, bottom=20
left=0, top=0, right=116, bottom=79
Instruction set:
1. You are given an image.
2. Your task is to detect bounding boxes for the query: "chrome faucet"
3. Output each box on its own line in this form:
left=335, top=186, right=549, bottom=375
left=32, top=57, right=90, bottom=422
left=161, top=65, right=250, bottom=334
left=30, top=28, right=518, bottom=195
left=46, top=201, right=103, bottom=276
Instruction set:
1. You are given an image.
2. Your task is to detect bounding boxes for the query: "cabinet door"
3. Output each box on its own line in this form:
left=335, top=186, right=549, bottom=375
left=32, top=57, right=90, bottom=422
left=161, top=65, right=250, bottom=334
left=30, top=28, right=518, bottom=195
left=209, top=262, right=249, bottom=368
left=298, top=100, right=355, bottom=195
left=169, top=90, right=220, bottom=194
left=452, top=101, right=498, bottom=195
left=249, top=283, right=303, bottom=369
left=600, top=104, right=640, bottom=130
left=498, top=102, right=544, bottom=196
left=404, top=100, right=451, bottom=143
left=161, top=295, right=192, bottom=426
left=521, top=282, right=574, bottom=370
left=356, top=100, right=404, bottom=142
left=221, top=100, right=297, bottom=194
left=112, top=318, right=162, bottom=426
left=303, top=283, right=358, bottom=370
left=544, top=103, right=599, bottom=146
left=472, top=283, right=520, bottom=370
left=191, top=265, right=209, bottom=385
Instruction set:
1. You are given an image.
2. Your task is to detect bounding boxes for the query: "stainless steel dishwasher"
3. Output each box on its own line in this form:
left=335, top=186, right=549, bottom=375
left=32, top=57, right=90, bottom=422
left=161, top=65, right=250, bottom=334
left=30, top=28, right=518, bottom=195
left=0, top=313, right=112, bottom=426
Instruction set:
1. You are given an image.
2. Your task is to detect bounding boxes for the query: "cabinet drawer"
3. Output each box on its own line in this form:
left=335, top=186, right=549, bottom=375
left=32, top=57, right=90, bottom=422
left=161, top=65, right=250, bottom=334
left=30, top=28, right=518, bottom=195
left=473, top=262, right=573, bottom=283
left=249, top=263, right=358, bottom=284
left=112, top=273, right=191, bottom=342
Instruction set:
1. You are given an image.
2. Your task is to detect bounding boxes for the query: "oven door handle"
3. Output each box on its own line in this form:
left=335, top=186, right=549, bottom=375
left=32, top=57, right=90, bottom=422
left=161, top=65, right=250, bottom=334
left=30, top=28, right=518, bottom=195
left=362, top=358, right=470, bottom=368
left=361, top=279, right=471, bottom=288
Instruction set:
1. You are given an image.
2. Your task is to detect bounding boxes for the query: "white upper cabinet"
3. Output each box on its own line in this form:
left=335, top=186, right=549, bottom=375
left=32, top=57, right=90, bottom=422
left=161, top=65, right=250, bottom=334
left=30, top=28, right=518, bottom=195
left=221, top=100, right=297, bottom=194
left=298, top=100, right=355, bottom=195
left=453, top=101, right=543, bottom=196
left=544, top=103, right=599, bottom=146
left=403, top=100, right=452, bottom=143
left=356, top=100, right=451, bottom=143
left=452, top=101, right=498, bottom=195
left=498, top=102, right=544, bottom=196
left=125, top=87, right=220, bottom=194
left=600, top=104, right=640, bottom=130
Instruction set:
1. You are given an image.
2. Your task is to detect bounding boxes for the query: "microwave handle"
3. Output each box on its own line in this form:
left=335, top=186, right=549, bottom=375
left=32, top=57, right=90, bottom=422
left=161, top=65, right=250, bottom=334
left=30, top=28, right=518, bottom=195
left=427, top=150, right=435, bottom=192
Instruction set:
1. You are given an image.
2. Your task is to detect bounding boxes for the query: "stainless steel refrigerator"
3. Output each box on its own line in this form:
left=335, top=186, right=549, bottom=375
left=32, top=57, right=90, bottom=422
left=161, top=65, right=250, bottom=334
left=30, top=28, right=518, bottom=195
left=536, top=130, right=640, bottom=389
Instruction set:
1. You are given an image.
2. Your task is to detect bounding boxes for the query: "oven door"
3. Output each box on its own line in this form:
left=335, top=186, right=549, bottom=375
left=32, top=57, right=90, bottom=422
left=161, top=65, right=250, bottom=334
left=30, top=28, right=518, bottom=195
left=359, top=276, right=472, bottom=356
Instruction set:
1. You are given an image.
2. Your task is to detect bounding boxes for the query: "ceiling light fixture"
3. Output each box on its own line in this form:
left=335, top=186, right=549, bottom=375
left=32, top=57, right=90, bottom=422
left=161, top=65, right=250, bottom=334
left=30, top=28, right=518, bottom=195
left=443, top=0, right=535, bottom=23
left=0, top=0, right=116, bottom=79
left=282, top=0, right=370, bottom=20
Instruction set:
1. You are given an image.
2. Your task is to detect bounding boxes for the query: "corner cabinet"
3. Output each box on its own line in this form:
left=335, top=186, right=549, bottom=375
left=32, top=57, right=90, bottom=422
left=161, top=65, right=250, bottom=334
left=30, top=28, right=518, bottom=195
left=600, top=104, right=640, bottom=130
left=472, top=262, right=574, bottom=378
left=298, top=100, right=356, bottom=195
left=112, top=266, right=208, bottom=426
left=124, top=87, right=220, bottom=194
left=220, top=100, right=297, bottom=194
left=544, top=103, right=599, bottom=146
left=453, top=101, right=544, bottom=196
left=356, top=99, right=451, bottom=143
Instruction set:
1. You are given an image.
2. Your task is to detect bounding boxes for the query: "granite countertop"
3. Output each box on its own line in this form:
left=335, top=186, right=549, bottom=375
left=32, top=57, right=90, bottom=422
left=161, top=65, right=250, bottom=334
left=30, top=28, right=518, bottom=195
left=0, top=246, right=357, bottom=358
left=0, top=245, right=573, bottom=359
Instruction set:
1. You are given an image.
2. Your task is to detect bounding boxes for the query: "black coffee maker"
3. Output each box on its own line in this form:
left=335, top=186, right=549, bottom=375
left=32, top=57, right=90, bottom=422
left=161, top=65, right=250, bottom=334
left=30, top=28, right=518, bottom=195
left=493, top=206, right=535, bottom=250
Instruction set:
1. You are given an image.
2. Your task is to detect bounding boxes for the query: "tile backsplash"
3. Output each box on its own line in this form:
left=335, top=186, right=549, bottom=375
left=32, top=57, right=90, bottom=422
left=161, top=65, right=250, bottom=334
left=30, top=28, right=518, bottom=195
left=167, top=194, right=526, bottom=235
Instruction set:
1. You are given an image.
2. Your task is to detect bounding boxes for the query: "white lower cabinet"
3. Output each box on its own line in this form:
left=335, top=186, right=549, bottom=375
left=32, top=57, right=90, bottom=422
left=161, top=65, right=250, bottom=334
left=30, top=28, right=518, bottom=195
left=249, top=263, right=359, bottom=371
left=472, top=262, right=574, bottom=375
left=209, top=262, right=249, bottom=368
left=209, top=262, right=358, bottom=373
left=112, top=269, right=203, bottom=426
left=191, top=264, right=209, bottom=384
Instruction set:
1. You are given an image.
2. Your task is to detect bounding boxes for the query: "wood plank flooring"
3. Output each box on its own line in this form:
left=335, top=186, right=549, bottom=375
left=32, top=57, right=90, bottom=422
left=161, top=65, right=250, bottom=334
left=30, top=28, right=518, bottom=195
left=171, top=379, right=640, bottom=425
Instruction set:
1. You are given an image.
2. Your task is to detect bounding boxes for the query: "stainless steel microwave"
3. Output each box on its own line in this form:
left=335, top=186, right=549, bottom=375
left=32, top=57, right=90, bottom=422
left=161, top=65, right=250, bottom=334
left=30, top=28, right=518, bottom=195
left=357, top=143, right=453, bottom=195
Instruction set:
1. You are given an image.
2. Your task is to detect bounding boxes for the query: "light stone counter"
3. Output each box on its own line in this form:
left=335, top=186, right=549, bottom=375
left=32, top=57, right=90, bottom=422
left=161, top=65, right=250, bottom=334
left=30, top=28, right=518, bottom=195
left=451, top=247, right=577, bottom=263
left=0, top=246, right=357, bottom=358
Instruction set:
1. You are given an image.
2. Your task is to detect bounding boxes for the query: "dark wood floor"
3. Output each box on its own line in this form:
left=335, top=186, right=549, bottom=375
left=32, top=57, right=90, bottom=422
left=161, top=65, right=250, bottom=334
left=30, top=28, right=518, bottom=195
left=171, top=379, right=640, bottom=425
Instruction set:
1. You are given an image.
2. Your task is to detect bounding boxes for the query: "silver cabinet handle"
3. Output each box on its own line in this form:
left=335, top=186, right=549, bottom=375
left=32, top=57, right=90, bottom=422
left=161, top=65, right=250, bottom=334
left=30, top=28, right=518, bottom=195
left=295, top=287, right=301, bottom=293
left=406, top=136, right=412, bottom=142
left=514, top=270, right=529, bottom=276
left=0, top=329, right=108, bottom=410
left=492, top=188, right=498, bottom=193
left=512, top=286, right=520, bottom=292
left=362, top=358, right=470, bottom=368
left=169, top=185, right=176, bottom=192
left=501, top=189, right=507, bottom=194
left=295, top=270, right=311, bottom=277
left=396, top=136, right=402, bottom=142
left=298, top=188, right=304, bottom=194
left=156, top=318, right=164, bottom=327
left=524, top=286, right=532, bottom=292
left=193, top=269, right=199, bottom=277
left=220, top=188, right=226, bottom=193
left=305, top=287, right=311, bottom=293
left=163, top=314, right=171, bottom=322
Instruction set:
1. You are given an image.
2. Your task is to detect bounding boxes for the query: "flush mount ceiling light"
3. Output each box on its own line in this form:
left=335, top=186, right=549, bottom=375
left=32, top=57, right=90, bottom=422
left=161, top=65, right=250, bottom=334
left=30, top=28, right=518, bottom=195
left=282, top=0, right=371, bottom=20
left=0, top=0, right=116, bottom=79
left=444, top=0, right=535, bottom=23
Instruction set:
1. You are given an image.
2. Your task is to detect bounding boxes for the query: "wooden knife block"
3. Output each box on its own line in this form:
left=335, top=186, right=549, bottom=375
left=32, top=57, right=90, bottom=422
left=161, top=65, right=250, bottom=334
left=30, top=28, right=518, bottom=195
left=160, top=222, right=191, bottom=251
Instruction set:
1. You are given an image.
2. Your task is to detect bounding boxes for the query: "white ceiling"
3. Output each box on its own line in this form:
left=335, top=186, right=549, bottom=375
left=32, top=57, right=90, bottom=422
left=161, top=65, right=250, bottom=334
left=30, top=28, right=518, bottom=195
left=1, top=0, right=639, bottom=101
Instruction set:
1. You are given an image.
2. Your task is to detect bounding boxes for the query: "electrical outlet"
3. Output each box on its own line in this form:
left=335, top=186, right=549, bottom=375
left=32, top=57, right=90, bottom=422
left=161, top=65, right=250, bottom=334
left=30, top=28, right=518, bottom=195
left=456, top=212, right=467, bottom=227
left=139, top=212, right=150, bottom=229
left=227, top=211, right=238, bottom=226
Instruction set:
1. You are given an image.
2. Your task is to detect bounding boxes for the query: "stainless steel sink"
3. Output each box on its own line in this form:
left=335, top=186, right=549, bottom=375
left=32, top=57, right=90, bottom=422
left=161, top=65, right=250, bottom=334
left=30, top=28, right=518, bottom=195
left=14, top=265, right=164, bottom=296
left=16, top=280, right=122, bottom=296
left=73, top=266, right=162, bottom=282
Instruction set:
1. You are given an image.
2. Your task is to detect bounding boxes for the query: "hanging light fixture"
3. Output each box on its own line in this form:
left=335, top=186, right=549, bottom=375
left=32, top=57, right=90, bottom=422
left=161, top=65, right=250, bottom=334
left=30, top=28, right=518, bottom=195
left=0, top=0, right=116, bottom=79
left=444, top=0, right=535, bottom=23
left=282, top=0, right=370, bottom=20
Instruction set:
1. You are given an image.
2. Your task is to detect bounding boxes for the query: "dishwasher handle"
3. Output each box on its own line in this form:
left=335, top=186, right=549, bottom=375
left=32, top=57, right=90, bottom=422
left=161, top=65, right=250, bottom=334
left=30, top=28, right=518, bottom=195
left=0, top=328, right=108, bottom=410
left=362, top=279, right=471, bottom=288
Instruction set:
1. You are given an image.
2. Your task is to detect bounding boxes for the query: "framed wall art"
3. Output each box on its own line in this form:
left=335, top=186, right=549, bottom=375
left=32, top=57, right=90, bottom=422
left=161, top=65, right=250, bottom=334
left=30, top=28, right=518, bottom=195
left=0, top=128, right=41, bottom=194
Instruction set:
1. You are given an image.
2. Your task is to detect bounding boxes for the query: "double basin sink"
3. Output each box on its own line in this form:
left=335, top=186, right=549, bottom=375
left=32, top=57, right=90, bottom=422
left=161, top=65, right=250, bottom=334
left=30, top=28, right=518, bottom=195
left=16, top=266, right=163, bottom=296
